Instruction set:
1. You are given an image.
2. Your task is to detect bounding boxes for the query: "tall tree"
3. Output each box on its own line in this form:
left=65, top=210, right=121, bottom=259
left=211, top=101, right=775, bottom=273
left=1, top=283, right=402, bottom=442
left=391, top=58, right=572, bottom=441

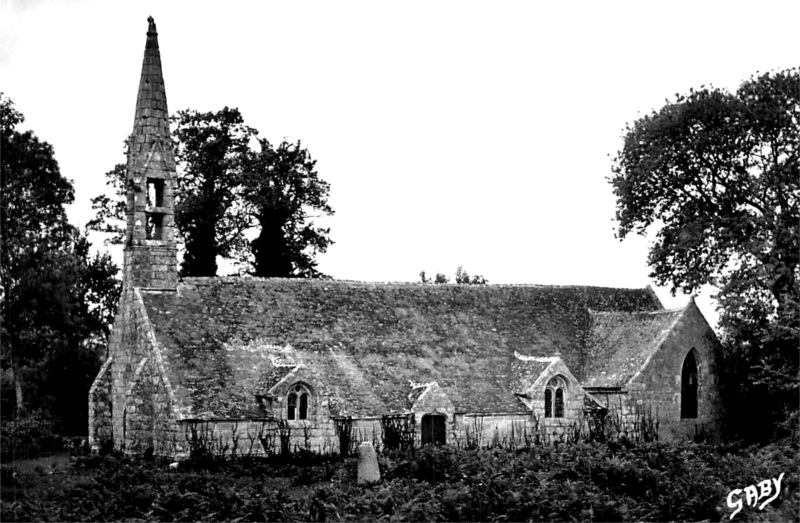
left=1, top=94, right=121, bottom=427
left=172, top=107, right=257, bottom=277
left=2, top=94, right=74, bottom=416
left=609, top=68, right=799, bottom=438
left=86, top=162, right=126, bottom=245
left=243, top=139, right=333, bottom=278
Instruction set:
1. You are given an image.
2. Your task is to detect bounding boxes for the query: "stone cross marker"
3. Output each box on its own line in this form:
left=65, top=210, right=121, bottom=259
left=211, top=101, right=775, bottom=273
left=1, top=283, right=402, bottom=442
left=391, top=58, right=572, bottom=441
left=357, top=441, right=380, bottom=484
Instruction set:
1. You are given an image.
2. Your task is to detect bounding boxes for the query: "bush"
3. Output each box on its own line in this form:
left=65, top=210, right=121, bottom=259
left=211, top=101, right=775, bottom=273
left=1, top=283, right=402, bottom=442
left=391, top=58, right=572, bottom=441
left=0, top=414, right=66, bottom=461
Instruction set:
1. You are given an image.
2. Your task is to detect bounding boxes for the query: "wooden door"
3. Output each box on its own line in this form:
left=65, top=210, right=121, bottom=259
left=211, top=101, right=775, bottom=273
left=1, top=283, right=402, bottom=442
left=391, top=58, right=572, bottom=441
left=421, top=414, right=446, bottom=445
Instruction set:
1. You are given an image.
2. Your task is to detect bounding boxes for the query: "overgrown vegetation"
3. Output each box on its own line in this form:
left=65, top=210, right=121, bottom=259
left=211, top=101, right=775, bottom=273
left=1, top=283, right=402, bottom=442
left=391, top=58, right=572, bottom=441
left=0, top=415, right=71, bottom=461
left=2, top=437, right=796, bottom=522
left=380, top=415, right=415, bottom=452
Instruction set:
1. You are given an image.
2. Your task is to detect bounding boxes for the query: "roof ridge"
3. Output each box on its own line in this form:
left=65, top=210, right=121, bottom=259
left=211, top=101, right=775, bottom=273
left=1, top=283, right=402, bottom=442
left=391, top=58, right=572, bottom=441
left=626, top=306, right=688, bottom=385
left=589, top=307, right=684, bottom=316
left=178, top=276, right=651, bottom=291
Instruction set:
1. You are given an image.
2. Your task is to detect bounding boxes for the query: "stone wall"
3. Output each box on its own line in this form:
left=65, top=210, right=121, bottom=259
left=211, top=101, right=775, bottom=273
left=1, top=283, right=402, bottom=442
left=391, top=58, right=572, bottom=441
left=625, top=301, right=725, bottom=441
left=151, top=368, right=181, bottom=456
left=88, top=357, right=114, bottom=451
left=124, top=357, right=154, bottom=453
left=108, top=287, right=163, bottom=452
left=124, top=244, right=178, bottom=291
left=120, top=355, right=181, bottom=455
left=586, top=302, right=725, bottom=442
left=453, top=413, right=538, bottom=447
left=170, top=417, right=360, bottom=457
left=153, top=411, right=589, bottom=457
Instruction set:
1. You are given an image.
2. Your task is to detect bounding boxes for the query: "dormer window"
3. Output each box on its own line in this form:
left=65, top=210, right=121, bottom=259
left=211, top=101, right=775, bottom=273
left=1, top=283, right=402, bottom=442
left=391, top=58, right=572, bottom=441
left=544, top=376, right=567, bottom=418
left=287, top=383, right=311, bottom=420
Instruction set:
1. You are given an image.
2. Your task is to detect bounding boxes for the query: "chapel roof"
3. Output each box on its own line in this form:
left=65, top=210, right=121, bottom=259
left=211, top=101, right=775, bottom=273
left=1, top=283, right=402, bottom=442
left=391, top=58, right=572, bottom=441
left=582, top=306, right=685, bottom=388
left=141, top=277, right=662, bottom=418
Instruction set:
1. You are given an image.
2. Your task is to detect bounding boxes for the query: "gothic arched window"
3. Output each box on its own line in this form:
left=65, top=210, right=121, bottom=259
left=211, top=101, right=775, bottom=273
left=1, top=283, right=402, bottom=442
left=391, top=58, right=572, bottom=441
left=681, top=350, right=698, bottom=419
left=544, top=388, right=553, bottom=418
left=299, top=392, right=308, bottom=419
left=555, top=388, right=564, bottom=418
left=544, top=376, right=567, bottom=418
left=287, top=383, right=311, bottom=420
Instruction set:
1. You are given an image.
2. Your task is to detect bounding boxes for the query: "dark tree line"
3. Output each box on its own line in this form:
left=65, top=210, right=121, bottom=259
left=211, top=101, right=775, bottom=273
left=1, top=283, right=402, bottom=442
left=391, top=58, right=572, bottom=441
left=610, top=68, right=799, bottom=441
left=89, top=107, right=333, bottom=279
left=1, top=94, right=121, bottom=435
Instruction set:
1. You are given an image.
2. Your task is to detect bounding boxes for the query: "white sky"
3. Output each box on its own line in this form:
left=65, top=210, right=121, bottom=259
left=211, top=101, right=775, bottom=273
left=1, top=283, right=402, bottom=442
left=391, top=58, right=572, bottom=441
left=2, top=0, right=798, bottom=329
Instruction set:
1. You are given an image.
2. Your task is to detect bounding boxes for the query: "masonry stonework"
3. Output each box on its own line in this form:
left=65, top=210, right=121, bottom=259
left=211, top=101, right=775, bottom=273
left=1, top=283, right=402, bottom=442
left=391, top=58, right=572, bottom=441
left=88, top=357, right=113, bottom=451
left=625, top=301, right=725, bottom=441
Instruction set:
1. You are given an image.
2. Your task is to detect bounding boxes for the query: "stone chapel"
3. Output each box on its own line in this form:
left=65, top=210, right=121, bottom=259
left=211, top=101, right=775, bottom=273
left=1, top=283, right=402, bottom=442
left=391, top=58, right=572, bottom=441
left=89, top=18, right=726, bottom=456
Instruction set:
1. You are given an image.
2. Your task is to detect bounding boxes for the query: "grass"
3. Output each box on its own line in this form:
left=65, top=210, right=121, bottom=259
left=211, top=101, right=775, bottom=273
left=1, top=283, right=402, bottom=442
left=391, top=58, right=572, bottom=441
left=1, top=452, right=72, bottom=503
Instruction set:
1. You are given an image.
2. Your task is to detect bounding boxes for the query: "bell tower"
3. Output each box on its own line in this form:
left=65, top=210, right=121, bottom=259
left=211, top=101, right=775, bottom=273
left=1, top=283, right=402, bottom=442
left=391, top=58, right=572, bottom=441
left=124, top=16, right=178, bottom=290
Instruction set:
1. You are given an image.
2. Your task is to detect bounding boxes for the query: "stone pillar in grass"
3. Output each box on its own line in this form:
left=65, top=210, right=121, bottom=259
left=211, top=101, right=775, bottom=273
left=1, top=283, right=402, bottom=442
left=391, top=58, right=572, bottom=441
left=357, top=441, right=380, bottom=484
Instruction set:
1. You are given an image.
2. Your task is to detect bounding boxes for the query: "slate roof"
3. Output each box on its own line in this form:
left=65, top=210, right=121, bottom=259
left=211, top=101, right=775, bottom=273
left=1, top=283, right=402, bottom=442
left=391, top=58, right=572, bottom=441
left=256, top=363, right=297, bottom=396
left=582, top=307, right=684, bottom=388
left=510, top=355, right=555, bottom=395
left=141, top=278, right=661, bottom=418
left=407, top=384, right=431, bottom=407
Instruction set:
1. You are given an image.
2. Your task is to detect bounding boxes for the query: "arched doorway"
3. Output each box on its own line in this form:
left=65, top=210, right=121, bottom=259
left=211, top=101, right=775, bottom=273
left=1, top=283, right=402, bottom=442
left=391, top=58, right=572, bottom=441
left=681, top=350, right=698, bottom=419
left=421, top=414, right=446, bottom=445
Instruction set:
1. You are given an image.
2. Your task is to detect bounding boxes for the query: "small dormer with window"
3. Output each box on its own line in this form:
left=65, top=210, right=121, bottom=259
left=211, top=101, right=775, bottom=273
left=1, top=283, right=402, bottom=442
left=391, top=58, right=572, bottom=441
left=513, top=353, right=588, bottom=424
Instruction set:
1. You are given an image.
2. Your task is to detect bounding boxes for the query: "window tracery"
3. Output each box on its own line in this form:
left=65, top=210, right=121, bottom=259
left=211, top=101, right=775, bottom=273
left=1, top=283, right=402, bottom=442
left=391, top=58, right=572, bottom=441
left=544, top=375, right=567, bottom=418
left=287, top=383, right=311, bottom=420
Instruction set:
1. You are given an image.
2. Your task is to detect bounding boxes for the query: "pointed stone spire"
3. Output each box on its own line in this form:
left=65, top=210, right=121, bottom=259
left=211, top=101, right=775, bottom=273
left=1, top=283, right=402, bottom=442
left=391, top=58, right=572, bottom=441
left=123, top=16, right=178, bottom=291
left=131, top=16, right=171, bottom=150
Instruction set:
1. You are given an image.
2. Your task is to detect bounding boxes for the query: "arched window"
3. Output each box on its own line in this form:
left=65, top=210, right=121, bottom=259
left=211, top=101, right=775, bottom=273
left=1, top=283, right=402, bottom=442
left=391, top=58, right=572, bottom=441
left=287, top=383, right=311, bottom=420
left=555, top=388, right=564, bottom=418
left=544, top=376, right=567, bottom=418
left=287, top=392, right=298, bottom=420
left=681, top=350, right=698, bottom=419
left=544, top=389, right=553, bottom=418
left=299, top=392, right=308, bottom=419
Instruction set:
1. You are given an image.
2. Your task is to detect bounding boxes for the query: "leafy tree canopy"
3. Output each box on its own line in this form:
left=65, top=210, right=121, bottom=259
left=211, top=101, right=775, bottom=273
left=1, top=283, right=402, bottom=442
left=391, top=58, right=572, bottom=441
left=173, top=107, right=257, bottom=277
left=611, top=69, right=798, bottom=312
left=86, top=162, right=125, bottom=245
left=243, top=139, right=333, bottom=278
